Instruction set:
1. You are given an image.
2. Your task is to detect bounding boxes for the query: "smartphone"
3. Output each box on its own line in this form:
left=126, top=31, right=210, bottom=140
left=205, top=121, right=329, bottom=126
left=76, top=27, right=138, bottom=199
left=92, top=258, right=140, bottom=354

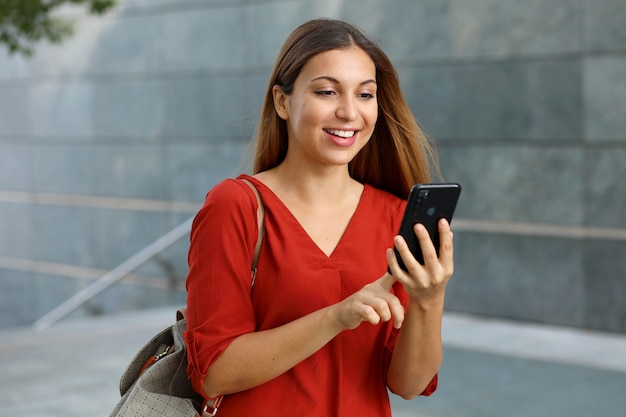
left=391, top=183, right=461, bottom=272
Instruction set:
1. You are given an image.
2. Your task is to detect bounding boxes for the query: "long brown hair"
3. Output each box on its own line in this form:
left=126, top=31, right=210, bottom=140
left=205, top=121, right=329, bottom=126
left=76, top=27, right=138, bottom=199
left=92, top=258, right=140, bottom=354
left=252, top=18, right=439, bottom=199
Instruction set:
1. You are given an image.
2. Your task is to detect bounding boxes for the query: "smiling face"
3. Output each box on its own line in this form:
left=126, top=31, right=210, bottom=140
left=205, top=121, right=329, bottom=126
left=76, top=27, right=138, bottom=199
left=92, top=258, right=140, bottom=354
left=272, top=46, right=378, bottom=171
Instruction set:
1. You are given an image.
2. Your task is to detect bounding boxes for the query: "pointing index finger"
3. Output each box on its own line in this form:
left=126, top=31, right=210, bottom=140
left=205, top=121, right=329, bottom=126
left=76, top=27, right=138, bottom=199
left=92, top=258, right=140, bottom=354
left=376, top=273, right=396, bottom=292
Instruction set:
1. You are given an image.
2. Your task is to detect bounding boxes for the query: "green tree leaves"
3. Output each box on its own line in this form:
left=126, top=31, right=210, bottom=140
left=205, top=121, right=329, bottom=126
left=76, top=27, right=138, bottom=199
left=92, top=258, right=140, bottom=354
left=0, top=0, right=116, bottom=56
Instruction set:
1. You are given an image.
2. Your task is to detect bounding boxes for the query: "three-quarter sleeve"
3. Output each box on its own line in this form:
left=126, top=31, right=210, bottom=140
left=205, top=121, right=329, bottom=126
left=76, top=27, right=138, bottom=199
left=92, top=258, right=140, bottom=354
left=184, top=179, right=260, bottom=399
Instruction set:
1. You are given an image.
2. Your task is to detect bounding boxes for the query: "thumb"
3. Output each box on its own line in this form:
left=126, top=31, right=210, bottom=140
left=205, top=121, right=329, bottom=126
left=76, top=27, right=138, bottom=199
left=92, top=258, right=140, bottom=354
left=375, top=273, right=396, bottom=292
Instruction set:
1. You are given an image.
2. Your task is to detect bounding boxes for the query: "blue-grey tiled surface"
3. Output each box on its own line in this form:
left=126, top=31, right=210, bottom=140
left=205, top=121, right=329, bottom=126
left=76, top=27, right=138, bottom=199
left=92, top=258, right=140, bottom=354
left=0, top=0, right=625, bottom=331
left=447, top=232, right=587, bottom=327
left=160, top=75, right=256, bottom=138
left=91, top=145, right=164, bottom=199
left=584, top=56, right=626, bottom=141
left=583, top=240, right=626, bottom=332
left=449, top=0, right=583, bottom=58
left=401, top=59, right=583, bottom=141
left=162, top=142, right=251, bottom=202
left=0, top=144, right=34, bottom=190
left=241, top=3, right=311, bottom=66
left=30, top=205, right=96, bottom=266
left=91, top=209, right=172, bottom=268
left=583, top=0, right=626, bottom=51
left=438, top=145, right=585, bottom=224
left=0, top=203, right=33, bottom=259
left=585, top=148, right=626, bottom=228
left=31, top=81, right=95, bottom=137
left=0, top=84, right=30, bottom=134
left=33, top=145, right=94, bottom=194
left=0, top=269, right=85, bottom=327
left=370, top=0, right=455, bottom=60
left=0, top=269, right=187, bottom=328
left=88, top=14, right=162, bottom=75
left=451, top=60, right=582, bottom=141
left=398, top=65, right=456, bottom=140
left=84, top=275, right=186, bottom=318
left=91, top=79, right=166, bottom=139
left=160, top=8, right=249, bottom=72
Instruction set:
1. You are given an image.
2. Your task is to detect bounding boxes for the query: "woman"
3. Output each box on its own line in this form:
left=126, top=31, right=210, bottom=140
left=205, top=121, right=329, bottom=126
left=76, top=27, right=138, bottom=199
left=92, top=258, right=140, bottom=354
left=185, top=18, right=454, bottom=416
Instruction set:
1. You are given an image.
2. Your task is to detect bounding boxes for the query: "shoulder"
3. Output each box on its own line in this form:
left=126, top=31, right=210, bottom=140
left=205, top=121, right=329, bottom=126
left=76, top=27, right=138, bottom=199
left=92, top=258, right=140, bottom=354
left=206, top=178, right=249, bottom=200
left=204, top=177, right=255, bottom=209
left=192, top=177, right=257, bottom=230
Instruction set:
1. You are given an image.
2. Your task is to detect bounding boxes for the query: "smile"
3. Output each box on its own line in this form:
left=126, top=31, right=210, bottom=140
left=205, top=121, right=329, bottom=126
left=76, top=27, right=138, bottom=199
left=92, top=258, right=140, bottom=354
left=324, top=129, right=356, bottom=138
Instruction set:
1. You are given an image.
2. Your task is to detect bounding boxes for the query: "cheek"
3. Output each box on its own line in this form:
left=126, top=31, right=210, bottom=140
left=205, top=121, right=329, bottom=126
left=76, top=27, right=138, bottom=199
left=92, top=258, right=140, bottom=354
left=361, top=109, right=379, bottom=141
left=289, top=101, right=319, bottom=127
left=365, top=106, right=378, bottom=129
left=372, top=107, right=379, bottom=124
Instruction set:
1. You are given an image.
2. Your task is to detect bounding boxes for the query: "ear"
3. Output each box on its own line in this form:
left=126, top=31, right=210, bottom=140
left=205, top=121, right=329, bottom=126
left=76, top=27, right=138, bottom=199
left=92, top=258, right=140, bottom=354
left=272, top=84, right=289, bottom=120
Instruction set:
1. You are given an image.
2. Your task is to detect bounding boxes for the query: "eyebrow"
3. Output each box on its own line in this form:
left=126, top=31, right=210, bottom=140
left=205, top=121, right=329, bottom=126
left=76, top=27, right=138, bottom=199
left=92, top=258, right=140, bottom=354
left=311, top=76, right=377, bottom=86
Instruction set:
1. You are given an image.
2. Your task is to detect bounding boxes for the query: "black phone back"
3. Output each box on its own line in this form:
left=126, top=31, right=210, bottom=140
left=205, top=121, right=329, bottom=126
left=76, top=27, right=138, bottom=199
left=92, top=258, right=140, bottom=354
left=394, top=183, right=461, bottom=270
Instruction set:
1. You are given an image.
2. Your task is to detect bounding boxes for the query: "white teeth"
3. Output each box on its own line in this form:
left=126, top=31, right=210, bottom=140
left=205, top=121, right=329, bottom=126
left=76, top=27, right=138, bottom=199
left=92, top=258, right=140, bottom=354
left=326, top=129, right=355, bottom=138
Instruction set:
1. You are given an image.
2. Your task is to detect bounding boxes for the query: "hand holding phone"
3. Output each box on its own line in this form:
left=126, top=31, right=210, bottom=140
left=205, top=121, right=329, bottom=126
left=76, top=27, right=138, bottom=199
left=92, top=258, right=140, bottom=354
left=391, top=183, right=461, bottom=272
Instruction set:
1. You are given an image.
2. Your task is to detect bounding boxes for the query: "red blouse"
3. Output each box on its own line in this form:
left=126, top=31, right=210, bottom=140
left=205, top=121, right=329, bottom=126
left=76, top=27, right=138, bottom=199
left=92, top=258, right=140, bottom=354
left=185, top=175, right=437, bottom=417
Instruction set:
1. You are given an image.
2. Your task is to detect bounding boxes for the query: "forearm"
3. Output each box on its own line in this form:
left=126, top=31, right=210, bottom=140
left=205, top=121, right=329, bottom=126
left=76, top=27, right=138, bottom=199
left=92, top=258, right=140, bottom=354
left=387, top=295, right=444, bottom=399
left=202, top=304, right=343, bottom=398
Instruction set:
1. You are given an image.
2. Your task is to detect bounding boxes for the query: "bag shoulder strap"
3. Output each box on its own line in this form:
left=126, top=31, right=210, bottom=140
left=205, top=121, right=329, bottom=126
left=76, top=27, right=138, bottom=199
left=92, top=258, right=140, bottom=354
left=177, top=178, right=265, bottom=321
left=176, top=179, right=264, bottom=415
left=241, top=178, right=265, bottom=272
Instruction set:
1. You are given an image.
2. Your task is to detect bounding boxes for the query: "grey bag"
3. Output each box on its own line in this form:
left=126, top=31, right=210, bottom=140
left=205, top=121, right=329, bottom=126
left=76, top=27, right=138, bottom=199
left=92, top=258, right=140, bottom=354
left=109, top=313, right=217, bottom=417
left=110, top=178, right=264, bottom=416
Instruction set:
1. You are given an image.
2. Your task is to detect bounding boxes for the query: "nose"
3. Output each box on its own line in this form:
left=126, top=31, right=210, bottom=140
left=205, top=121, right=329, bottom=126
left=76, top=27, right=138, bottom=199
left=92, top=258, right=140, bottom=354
left=336, top=96, right=357, bottom=121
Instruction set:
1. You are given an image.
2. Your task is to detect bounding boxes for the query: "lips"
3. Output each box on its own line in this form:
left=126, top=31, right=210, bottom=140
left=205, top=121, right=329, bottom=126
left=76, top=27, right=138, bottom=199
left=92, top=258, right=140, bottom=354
left=324, top=128, right=358, bottom=147
left=324, top=128, right=356, bottom=138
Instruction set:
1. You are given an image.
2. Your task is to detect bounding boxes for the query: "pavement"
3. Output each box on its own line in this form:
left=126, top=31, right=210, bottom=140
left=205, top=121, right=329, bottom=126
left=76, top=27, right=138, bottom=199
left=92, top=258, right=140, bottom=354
left=1, top=308, right=625, bottom=417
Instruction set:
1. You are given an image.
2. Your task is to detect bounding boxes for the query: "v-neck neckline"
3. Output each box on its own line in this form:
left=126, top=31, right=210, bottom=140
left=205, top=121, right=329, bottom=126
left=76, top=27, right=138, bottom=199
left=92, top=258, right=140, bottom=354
left=240, top=174, right=368, bottom=259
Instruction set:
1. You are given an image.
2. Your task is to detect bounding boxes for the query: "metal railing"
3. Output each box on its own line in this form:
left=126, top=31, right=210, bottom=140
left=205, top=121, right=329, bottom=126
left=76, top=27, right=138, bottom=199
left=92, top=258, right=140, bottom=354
left=452, top=219, right=626, bottom=241
left=32, top=216, right=194, bottom=331
left=29, top=216, right=626, bottom=331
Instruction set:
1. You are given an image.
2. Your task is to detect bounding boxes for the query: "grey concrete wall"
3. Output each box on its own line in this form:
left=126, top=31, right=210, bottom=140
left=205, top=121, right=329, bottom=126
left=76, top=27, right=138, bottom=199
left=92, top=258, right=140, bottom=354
left=0, top=0, right=624, bottom=331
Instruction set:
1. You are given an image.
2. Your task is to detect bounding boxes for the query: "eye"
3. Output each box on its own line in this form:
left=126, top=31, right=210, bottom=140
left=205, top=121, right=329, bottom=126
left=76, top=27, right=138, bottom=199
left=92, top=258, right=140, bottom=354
left=358, top=92, right=376, bottom=100
left=315, top=90, right=336, bottom=96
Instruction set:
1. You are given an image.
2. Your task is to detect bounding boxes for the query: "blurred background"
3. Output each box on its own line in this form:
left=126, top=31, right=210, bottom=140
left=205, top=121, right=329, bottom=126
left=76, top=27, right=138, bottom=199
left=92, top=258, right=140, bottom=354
left=1, top=0, right=624, bottom=332
left=0, top=0, right=625, bottom=415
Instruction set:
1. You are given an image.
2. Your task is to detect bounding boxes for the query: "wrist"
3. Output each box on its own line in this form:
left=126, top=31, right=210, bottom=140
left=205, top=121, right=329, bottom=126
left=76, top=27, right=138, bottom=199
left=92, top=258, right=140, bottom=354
left=323, top=304, right=349, bottom=334
left=407, top=292, right=445, bottom=313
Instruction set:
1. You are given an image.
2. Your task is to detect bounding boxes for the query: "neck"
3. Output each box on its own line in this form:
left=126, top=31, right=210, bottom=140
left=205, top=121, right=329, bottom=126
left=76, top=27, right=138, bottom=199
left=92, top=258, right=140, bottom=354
left=258, top=161, right=360, bottom=209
